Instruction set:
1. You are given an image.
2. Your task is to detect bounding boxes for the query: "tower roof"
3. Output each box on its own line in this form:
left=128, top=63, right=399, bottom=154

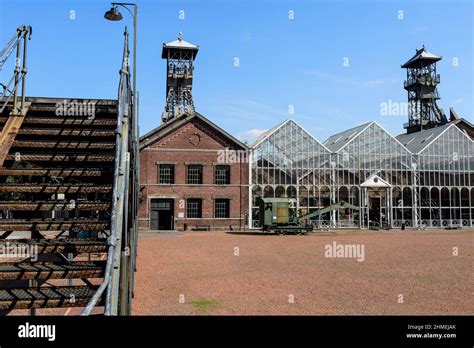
left=161, top=33, right=199, bottom=59
left=401, top=46, right=441, bottom=68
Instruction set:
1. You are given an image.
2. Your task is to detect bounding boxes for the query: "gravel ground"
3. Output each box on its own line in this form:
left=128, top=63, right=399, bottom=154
left=132, top=229, right=474, bottom=315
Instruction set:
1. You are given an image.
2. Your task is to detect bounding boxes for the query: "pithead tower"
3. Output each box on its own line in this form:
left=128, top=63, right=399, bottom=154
left=402, top=46, right=448, bottom=134
left=161, top=33, right=199, bottom=122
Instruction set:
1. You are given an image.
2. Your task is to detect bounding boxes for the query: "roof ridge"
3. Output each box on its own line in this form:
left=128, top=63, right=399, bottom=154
left=140, top=111, right=248, bottom=150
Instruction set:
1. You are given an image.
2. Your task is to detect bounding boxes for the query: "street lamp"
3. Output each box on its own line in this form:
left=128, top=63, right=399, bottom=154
left=104, top=5, right=123, bottom=21
left=104, top=2, right=137, bottom=106
left=104, top=2, right=139, bottom=316
left=104, top=1, right=139, bottom=200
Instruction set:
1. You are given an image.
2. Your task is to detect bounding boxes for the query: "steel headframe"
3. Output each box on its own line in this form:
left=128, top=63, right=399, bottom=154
left=0, top=25, right=32, bottom=114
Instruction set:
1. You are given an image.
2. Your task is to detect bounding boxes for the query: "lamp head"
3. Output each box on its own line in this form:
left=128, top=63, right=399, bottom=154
left=104, top=6, right=123, bottom=21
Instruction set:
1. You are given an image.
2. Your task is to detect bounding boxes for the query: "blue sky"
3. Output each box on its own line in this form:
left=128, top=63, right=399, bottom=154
left=1, top=0, right=472, bottom=142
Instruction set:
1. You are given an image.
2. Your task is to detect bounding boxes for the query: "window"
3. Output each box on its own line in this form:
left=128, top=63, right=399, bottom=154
left=215, top=199, right=230, bottom=218
left=215, top=165, right=230, bottom=185
left=159, top=164, right=174, bottom=184
left=187, top=165, right=203, bottom=184
left=186, top=199, right=202, bottom=218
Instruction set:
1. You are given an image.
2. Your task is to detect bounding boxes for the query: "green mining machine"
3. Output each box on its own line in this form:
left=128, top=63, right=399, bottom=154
left=259, top=198, right=312, bottom=235
left=259, top=198, right=360, bottom=234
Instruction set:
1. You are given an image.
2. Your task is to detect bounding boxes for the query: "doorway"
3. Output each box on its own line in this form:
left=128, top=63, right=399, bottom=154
left=150, top=198, right=174, bottom=230
left=369, top=196, right=381, bottom=226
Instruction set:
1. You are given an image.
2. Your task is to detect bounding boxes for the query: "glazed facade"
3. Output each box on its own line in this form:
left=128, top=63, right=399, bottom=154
left=249, top=120, right=474, bottom=229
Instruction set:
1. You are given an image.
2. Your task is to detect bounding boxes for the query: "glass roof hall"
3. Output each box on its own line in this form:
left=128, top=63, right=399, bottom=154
left=323, top=122, right=373, bottom=152
left=250, top=116, right=474, bottom=230
left=396, top=123, right=451, bottom=153
left=251, top=119, right=331, bottom=169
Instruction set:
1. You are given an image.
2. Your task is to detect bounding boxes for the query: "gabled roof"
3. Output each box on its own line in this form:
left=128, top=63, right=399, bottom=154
left=401, top=46, right=441, bottom=68
left=249, top=119, right=330, bottom=175
left=250, top=119, right=289, bottom=148
left=140, top=112, right=248, bottom=150
left=396, top=123, right=452, bottom=154
left=323, top=121, right=413, bottom=155
left=360, top=174, right=391, bottom=188
left=164, top=38, right=198, bottom=50
left=161, top=34, right=199, bottom=59
left=323, top=122, right=373, bottom=152
left=250, top=118, right=330, bottom=153
left=449, top=117, right=474, bottom=139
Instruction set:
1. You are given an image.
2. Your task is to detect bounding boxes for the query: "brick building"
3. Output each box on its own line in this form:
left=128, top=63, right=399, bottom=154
left=138, top=34, right=249, bottom=231
left=139, top=112, right=249, bottom=231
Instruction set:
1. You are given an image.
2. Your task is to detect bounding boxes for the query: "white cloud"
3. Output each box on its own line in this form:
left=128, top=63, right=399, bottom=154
left=236, top=128, right=267, bottom=144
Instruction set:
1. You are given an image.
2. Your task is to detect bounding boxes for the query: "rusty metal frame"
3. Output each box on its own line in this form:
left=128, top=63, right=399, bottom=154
left=0, top=25, right=32, bottom=167
left=0, top=25, right=32, bottom=114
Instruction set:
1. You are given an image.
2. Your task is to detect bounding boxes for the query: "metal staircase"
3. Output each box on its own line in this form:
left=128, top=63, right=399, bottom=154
left=0, top=27, right=139, bottom=315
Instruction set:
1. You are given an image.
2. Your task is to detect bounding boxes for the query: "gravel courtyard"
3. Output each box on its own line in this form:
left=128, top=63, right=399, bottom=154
left=132, top=229, right=473, bottom=315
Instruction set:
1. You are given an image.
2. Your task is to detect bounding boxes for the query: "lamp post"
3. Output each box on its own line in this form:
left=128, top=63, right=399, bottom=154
left=104, top=2, right=138, bottom=316
left=104, top=3, right=137, bottom=107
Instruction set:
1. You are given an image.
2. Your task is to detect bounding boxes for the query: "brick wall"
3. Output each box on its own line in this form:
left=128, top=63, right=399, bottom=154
left=139, top=115, right=249, bottom=231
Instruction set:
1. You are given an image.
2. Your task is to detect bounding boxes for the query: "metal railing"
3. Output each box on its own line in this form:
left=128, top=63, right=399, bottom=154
left=0, top=25, right=32, bottom=114
left=404, top=74, right=440, bottom=88
left=82, top=27, right=138, bottom=316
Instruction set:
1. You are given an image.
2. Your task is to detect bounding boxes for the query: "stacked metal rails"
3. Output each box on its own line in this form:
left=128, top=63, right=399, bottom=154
left=0, top=27, right=138, bottom=315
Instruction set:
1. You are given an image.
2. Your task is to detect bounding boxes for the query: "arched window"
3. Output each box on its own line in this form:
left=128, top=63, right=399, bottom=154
left=392, top=187, right=402, bottom=207
left=451, top=188, right=460, bottom=207
left=320, top=186, right=330, bottom=206
left=440, top=187, right=450, bottom=207
left=252, top=185, right=262, bottom=206
left=309, top=186, right=319, bottom=207
left=451, top=188, right=460, bottom=220
left=420, top=187, right=430, bottom=207
left=430, top=187, right=440, bottom=207
left=460, top=188, right=469, bottom=207
left=286, top=186, right=297, bottom=198
left=350, top=187, right=359, bottom=206
left=275, top=186, right=285, bottom=198
left=299, top=186, right=308, bottom=208
left=263, top=185, right=274, bottom=198
left=402, top=187, right=412, bottom=207
left=338, top=186, right=349, bottom=203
